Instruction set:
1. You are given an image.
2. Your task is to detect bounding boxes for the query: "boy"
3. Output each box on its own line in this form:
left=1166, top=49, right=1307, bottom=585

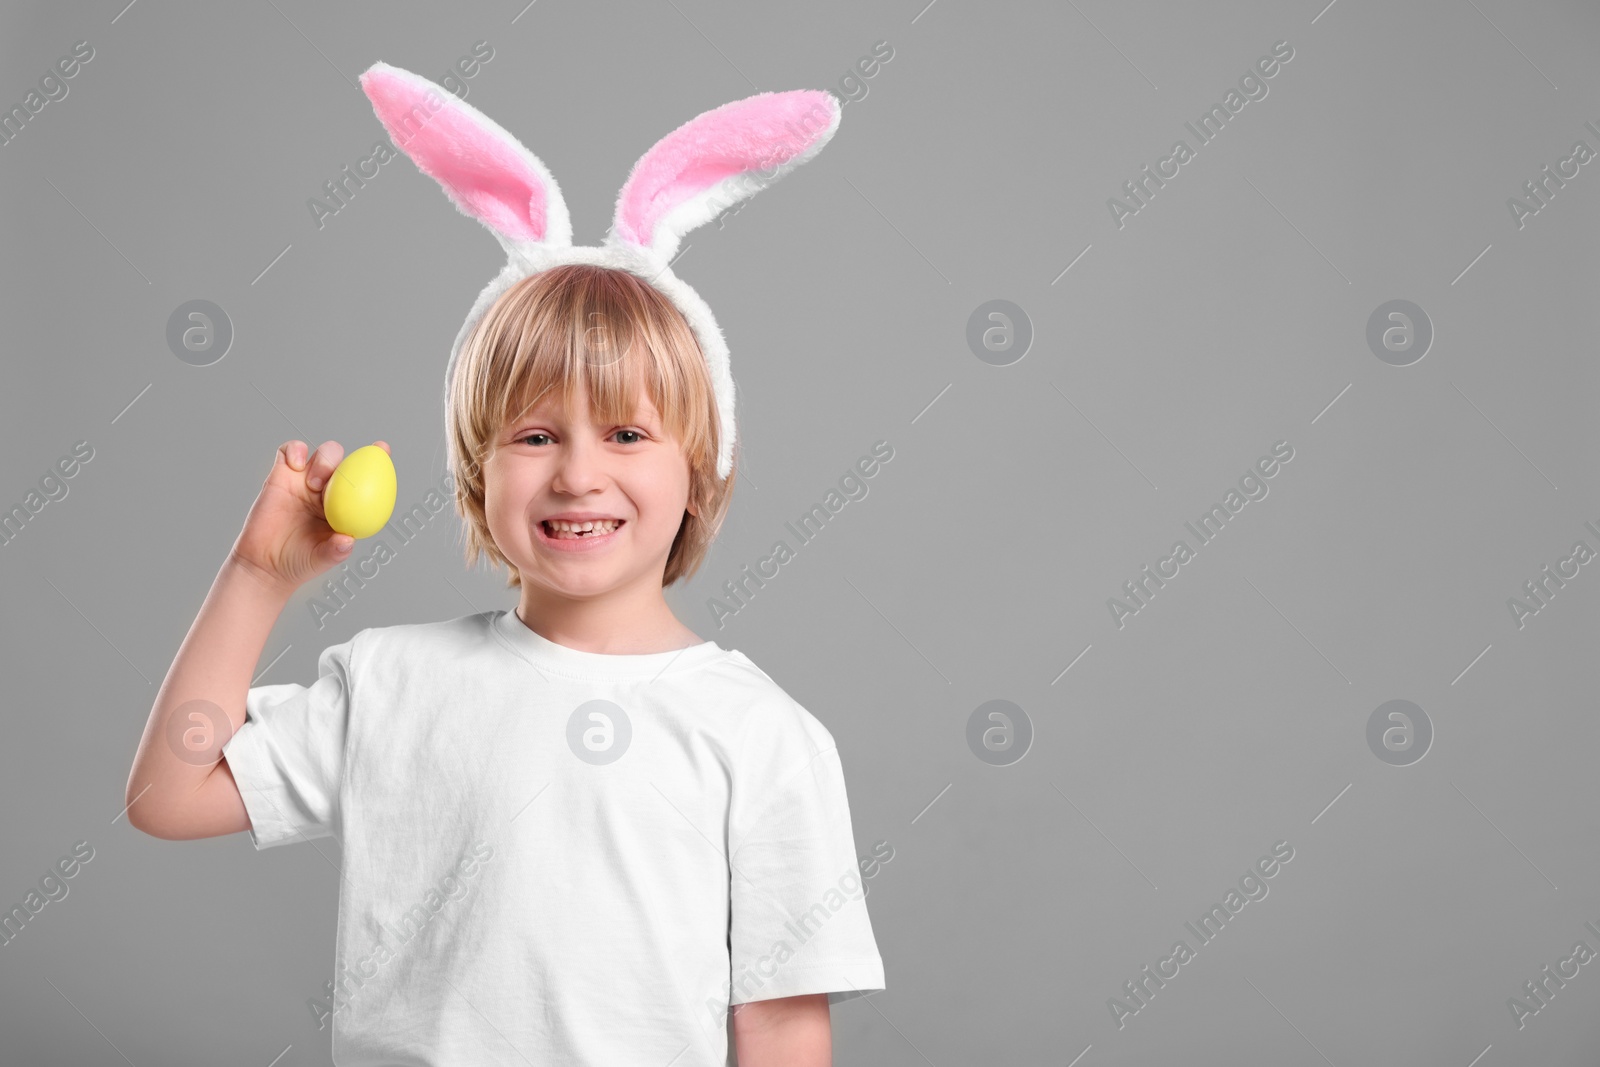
left=124, top=264, right=885, bottom=1065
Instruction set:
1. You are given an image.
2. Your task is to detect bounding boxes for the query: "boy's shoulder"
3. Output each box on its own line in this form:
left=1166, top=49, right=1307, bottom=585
left=713, top=648, right=840, bottom=769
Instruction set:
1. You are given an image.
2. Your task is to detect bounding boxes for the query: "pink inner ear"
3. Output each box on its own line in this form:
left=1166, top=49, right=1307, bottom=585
left=362, top=67, right=548, bottom=242
left=615, top=91, right=836, bottom=250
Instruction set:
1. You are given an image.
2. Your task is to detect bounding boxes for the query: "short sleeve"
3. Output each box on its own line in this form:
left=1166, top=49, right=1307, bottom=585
left=727, top=746, right=886, bottom=1007
left=220, top=633, right=357, bottom=850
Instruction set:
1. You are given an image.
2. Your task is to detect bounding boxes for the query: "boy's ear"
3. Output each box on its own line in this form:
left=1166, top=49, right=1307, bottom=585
left=606, top=90, right=842, bottom=265
left=359, top=61, right=573, bottom=255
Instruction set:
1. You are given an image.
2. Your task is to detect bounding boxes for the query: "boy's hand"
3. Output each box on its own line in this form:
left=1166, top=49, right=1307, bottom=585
left=227, top=439, right=390, bottom=595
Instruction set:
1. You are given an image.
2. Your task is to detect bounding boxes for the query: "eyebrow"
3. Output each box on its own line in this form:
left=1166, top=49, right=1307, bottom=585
left=506, top=410, right=660, bottom=431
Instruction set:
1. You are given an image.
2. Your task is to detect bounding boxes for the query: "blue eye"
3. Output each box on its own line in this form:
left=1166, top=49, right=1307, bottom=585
left=614, top=429, right=645, bottom=445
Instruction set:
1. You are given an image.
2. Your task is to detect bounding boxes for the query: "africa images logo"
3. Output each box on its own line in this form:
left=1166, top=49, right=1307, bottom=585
left=1107, top=441, right=1295, bottom=629
left=1106, top=39, right=1295, bottom=229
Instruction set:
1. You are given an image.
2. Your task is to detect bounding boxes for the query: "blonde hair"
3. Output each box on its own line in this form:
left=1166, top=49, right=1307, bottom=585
left=447, top=263, right=736, bottom=588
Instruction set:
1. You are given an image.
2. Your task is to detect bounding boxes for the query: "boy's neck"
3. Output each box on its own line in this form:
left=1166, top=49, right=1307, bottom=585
left=511, top=588, right=704, bottom=655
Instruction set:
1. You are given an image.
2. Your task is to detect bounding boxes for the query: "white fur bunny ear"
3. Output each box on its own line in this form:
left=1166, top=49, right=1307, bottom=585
left=606, top=90, right=842, bottom=265
left=358, top=61, right=572, bottom=254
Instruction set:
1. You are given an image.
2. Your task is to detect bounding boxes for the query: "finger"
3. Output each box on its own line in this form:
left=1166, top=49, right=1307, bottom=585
left=305, top=441, right=346, bottom=492
left=278, top=440, right=308, bottom=472
left=373, top=440, right=391, bottom=456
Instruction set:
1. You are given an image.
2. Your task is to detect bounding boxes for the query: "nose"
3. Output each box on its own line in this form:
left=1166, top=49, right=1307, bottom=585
left=548, top=433, right=609, bottom=496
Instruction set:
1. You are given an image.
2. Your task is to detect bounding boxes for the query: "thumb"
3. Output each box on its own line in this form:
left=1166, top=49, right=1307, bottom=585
left=318, top=532, right=355, bottom=569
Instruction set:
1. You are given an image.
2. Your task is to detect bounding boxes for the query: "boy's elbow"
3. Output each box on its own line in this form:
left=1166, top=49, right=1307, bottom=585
left=124, top=803, right=170, bottom=839
left=124, top=774, right=160, bottom=837
left=126, top=809, right=205, bottom=841
left=124, top=763, right=251, bottom=841
left=124, top=780, right=178, bottom=839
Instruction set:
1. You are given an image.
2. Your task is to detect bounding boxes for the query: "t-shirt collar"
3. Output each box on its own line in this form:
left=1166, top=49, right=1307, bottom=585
left=490, top=608, right=725, bottom=680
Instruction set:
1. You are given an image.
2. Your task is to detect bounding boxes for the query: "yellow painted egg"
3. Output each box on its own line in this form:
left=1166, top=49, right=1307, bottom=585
left=322, top=445, right=396, bottom=539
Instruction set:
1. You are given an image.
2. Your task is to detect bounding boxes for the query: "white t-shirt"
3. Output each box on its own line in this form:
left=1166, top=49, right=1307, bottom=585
left=221, top=609, right=885, bottom=1066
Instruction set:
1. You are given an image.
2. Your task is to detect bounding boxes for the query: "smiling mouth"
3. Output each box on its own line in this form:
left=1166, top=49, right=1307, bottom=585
left=541, top=519, right=625, bottom=540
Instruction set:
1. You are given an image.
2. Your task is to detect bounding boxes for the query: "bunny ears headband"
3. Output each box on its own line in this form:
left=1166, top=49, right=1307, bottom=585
left=357, top=61, right=843, bottom=480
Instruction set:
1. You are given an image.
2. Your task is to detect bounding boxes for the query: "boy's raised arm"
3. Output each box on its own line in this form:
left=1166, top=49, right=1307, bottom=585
left=123, top=439, right=380, bottom=840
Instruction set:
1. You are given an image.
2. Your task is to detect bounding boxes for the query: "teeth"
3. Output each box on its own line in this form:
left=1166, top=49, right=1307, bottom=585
left=544, top=519, right=621, bottom=538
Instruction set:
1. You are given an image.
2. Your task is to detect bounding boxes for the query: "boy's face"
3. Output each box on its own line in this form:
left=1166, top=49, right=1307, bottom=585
left=482, top=378, right=694, bottom=599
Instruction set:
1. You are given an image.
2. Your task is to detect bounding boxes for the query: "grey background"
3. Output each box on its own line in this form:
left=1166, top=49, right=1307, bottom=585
left=3, top=0, right=1598, bottom=1063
